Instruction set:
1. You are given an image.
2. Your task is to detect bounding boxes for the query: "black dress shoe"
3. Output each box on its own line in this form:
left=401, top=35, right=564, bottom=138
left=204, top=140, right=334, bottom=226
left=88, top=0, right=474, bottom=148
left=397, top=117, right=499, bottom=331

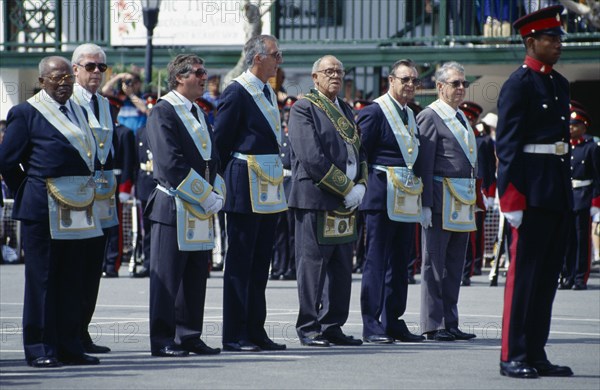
left=388, top=320, right=425, bottom=342
left=461, top=277, right=471, bottom=286
left=299, top=334, right=330, bottom=347
left=500, top=361, right=539, bottom=378
left=363, top=334, right=394, bottom=344
left=407, top=275, right=416, bottom=285
left=151, top=345, right=189, bottom=357
left=269, top=273, right=282, bottom=281
left=282, top=270, right=296, bottom=280
left=83, top=342, right=111, bottom=354
left=181, top=339, right=221, bottom=355
left=323, top=330, right=363, bottom=346
left=252, top=337, right=286, bottom=351
left=61, top=353, right=100, bottom=365
left=222, top=340, right=261, bottom=352
left=490, top=277, right=498, bottom=287
left=102, top=270, right=119, bottom=278
left=572, top=282, right=587, bottom=290
left=28, top=357, right=62, bottom=368
left=446, top=327, right=476, bottom=340
left=531, top=360, right=573, bottom=377
left=132, top=267, right=149, bottom=278
left=426, top=329, right=455, bottom=341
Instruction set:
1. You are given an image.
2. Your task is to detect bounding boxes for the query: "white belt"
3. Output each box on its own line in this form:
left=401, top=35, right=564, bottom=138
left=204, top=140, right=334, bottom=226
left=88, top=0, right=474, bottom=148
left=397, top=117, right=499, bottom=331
left=572, top=179, right=593, bottom=188
left=283, top=169, right=292, bottom=177
left=232, top=152, right=248, bottom=161
left=156, top=184, right=174, bottom=197
left=113, top=169, right=122, bottom=175
left=523, top=142, right=568, bottom=156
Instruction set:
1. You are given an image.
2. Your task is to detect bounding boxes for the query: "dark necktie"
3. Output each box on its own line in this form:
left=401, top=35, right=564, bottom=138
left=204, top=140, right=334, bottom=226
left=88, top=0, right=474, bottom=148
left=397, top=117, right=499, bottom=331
left=59, top=105, right=70, bottom=119
left=190, top=105, right=200, bottom=122
left=263, top=84, right=272, bottom=105
left=91, top=94, right=100, bottom=120
left=399, top=107, right=408, bottom=126
left=456, top=112, right=468, bottom=128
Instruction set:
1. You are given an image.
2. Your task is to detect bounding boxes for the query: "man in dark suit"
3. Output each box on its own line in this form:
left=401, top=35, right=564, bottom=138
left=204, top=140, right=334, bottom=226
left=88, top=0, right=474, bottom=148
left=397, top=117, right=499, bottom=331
left=0, top=56, right=102, bottom=367
left=497, top=5, right=574, bottom=378
left=417, top=61, right=478, bottom=343
left=70, top=44, right=118, bottom=355
left=357, top=59, right=425, bottom=344
left=145, top=54, right=223, bottom=358
left=214, top=35, right=288, bottom=352
left=287, top=55, right=367, bottom=347
left=133, top=123, right=154, bottom=277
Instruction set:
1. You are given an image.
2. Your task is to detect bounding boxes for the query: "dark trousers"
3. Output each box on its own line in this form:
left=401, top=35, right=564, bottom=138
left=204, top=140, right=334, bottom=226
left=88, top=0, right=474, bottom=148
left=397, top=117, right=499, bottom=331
left=22, top=220, right=85, bottom=362
left=563, top=209, right=592, bottom=285
left=464, top=211, right=486, bottom=278
left=81, top=232, right=107, bottom=346
left=420, top=213, right=469, bottom=333
left=149, top=222, right=209, bottom=352
left=141, top=200, right=151, bottom=270
left=294, top=209, right=353, bottom=337
left=222, top=212, right=278, bottom=343
left=361, top=211, right=414, bottom=337
left=501, top=208, right=568, bottom=363
left=271, top=208, right=296, bottom=276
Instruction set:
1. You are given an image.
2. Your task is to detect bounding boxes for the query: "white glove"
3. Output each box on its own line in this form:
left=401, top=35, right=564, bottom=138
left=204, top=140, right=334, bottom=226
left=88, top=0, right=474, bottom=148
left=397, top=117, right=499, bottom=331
left=485, top=196, right=495, bottom=210
left=344, top=184, right=366, bottom=211
left=504, top=210, right=523, bottom=229
left=421, top=207, right=432, bottom=229
left=118, top=192, right=131, bottom=203
left=591, top=207, right=600, bottom=217
left=201, top=192, right=224, bottom=215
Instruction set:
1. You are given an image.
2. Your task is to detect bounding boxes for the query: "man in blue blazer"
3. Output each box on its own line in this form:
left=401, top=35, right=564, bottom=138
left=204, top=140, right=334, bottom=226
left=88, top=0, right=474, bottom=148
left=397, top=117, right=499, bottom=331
left=0, top=56, right=102, bottom=367
left=288, top=55, right=367, bottom=347
left=213, top=35, right=288, bottom=352
left=357, top=59, right=425, bottom=344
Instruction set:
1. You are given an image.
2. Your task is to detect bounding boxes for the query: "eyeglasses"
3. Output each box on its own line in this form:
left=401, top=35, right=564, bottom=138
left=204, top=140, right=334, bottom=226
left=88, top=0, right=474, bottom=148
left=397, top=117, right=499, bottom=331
left=317, top=68, right=345, bottom=78
left=444, top=80, right=470, bottom=88
left=44, top=74, right=75, bottom=85
left=76, top=62, right=108, bottom=73
left=191, top=68, right=208, bottom=78
left=391, top=75, right=422, bottom=86
left=265, top=51, right=283, bottom=61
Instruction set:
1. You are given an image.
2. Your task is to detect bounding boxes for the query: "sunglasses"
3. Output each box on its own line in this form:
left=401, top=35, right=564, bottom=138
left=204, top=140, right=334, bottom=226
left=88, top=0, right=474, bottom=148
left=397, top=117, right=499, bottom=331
left=77, top=62, right=108, bottom=73
left=317, top=68, right=345, bottom=78
left=445, top=80, right=470, bottom=88
left=191, top=68, right=208, bottom=78
left=265, top=51, right=283, bottom=61
left=44, top=74, right=75, bottom=85
left=392, top=76, right=422, bottom=86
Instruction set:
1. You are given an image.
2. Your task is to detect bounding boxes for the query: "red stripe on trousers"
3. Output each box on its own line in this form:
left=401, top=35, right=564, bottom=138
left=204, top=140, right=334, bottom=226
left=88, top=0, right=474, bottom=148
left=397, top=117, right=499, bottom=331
left=501, top=225, right=519, bottom=362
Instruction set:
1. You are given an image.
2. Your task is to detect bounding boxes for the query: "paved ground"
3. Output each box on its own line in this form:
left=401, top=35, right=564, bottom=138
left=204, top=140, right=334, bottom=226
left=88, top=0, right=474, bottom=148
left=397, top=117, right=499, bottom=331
left=0, top=263, right=598, bottom=389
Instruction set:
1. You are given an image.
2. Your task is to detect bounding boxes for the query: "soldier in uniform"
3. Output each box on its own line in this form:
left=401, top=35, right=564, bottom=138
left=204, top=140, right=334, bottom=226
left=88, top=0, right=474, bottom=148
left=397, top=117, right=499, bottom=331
left=271, top=96, right=298, bottom=281
left=560, top=104, right=600, bottom=291
left=146, top=54, right=224, bottom=357
left=0, top=56, right=102, bottom=367
left=496, top=5, right=574, bottom=378
left=214, top=35, right=288, bottom=352
left=287, top=55, right=367, bottom=347
left=416, top=61, right=479, bottom=342
left=70, top=43, right=117, bottom=354
left=357, top=59, right=425, bottom=344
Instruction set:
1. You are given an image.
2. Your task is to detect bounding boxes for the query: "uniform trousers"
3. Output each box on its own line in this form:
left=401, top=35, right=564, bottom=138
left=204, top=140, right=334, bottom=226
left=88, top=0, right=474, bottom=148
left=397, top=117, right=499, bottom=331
left=22, top=220, right=85, bottom=362
left=563, top=209, right=592, bottom=285
left=501, top=207, right=568, bottom=363
left=294, top=209, right=353, bottom=337
left=149, top=222, right=209, bottom=353
left=222, top=212, right=278, bottom=343
left=420, top=213, right=469, bottom=334
left=361, top=211, right=414, bottom=337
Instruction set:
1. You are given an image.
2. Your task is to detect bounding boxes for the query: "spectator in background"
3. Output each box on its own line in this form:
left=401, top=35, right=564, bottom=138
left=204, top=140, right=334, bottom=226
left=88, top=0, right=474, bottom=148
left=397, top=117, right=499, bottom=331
left=102, top=71, right=148, bottom=134
left=202, top=75, right=221, bottom=108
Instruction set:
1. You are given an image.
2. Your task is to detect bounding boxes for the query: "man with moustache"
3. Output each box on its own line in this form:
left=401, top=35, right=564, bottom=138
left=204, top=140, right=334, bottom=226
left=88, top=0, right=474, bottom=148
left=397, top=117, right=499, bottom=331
left=417, top=61, right=478, bottom=343
left=496, top=6, right=574, bottom=378
left=357, top=59, right=425, bottom=344
left=0, top=56, right=102, bottom=367
left=287, top=55, right=367, bottom=347
left=70, top=43, right=117, bottom=354
left=213, top=35, right=288, bottom=352
left=145, top=54, right=223, bottom=357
